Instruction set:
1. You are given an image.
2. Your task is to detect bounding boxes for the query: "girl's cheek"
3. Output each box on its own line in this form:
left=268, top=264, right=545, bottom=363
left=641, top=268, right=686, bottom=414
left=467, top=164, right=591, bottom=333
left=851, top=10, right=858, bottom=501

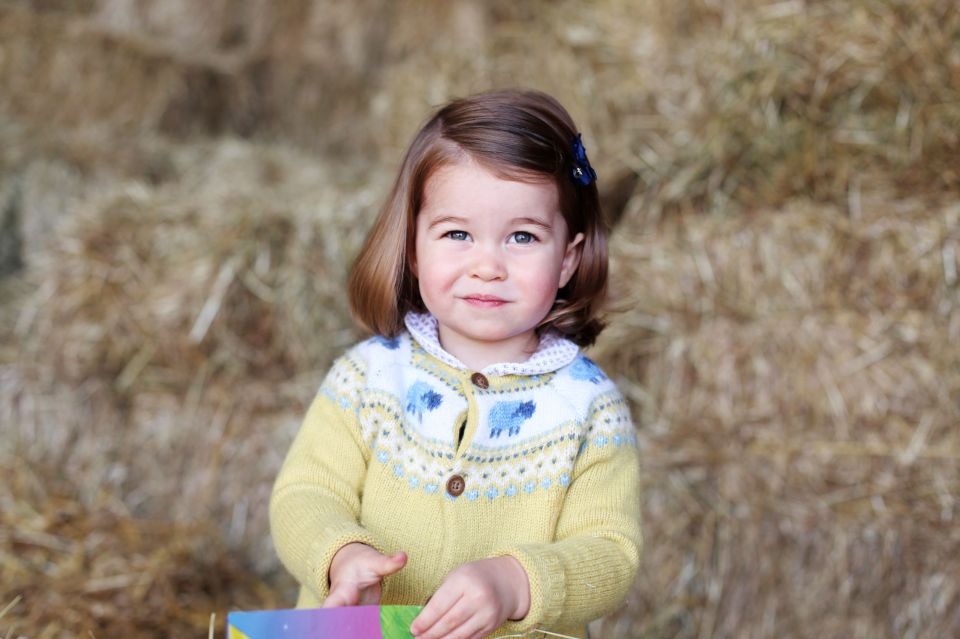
left=521, top=271, right=561, bottom=298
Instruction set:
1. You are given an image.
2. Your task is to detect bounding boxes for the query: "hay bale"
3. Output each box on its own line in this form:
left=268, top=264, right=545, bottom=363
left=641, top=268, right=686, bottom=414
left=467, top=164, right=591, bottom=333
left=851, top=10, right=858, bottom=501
left=0, top=5, right=214, bottom=135
left=365, top=0, right=621, bottom=175
left=2, top=0, right=959, bottom=636
left=591, top=192, right=960, bottom=637
left=0, top=459, right=283, bottom=638
left=93, top=0, right=251, bottom=55
left=7, top=0, right=956, bottom=215
left=363, top=0, right=960, bottom=219
left=610, top=0, right=960, bottom=219
left=16, top=139, right=377, bottom=389
left=0, top=113, right=189, bottom=278
left=8, top=137, right=387, bottom=573
left=0, top=4, right=384, bottom=146
left=603, top=186, right=960, bottom=325
left=0, top=357, right=304, bottom=575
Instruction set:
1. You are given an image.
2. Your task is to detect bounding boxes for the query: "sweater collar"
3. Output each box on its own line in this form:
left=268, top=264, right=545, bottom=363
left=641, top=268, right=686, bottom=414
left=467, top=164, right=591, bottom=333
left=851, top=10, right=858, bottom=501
left=404, top=312, right=580, bottom=377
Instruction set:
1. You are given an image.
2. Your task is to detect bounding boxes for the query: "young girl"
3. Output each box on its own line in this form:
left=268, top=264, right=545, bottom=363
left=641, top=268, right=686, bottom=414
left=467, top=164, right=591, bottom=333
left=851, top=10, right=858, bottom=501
left=270, top=89, right=642, bottom=639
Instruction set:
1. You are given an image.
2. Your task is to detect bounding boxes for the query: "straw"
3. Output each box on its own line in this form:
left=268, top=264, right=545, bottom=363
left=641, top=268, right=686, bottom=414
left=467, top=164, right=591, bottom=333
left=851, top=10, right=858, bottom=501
left=2, top=0, right=958, bottom=637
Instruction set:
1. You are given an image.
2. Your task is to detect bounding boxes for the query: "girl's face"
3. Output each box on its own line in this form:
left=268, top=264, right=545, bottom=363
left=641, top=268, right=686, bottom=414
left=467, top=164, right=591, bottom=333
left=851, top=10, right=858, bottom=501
left=412, top=158, right=584, bottom=370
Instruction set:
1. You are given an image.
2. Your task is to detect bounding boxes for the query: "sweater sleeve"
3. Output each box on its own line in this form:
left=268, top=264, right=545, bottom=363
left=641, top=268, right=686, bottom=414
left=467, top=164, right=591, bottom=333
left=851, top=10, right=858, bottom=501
left=269, top=349, right=385, bottom=602
left=493, top=390, right=643, bottom=633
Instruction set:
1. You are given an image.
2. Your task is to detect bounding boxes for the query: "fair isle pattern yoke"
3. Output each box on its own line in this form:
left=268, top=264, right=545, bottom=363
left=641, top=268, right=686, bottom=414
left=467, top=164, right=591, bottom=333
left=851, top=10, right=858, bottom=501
left=271, top=312, right=644, bottom=636
left=318, top=318, right=637, bottom=502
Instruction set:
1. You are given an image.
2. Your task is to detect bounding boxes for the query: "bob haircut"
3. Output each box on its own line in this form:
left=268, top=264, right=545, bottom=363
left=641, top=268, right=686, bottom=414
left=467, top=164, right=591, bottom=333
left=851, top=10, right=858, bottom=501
left=348, top=89, right=608, bottom=347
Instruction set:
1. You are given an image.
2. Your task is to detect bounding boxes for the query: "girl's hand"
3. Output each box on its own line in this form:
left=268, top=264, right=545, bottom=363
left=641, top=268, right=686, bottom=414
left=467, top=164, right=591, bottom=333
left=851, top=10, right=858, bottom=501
left=410, top=556, right=530, bottom=639
left=324, top=543, right=407, bottom=607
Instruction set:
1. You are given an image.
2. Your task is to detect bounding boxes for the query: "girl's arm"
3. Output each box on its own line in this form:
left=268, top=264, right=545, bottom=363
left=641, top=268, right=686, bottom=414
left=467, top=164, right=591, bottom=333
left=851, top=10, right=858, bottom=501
left=269, top=354, right=386, bottom=602
left=492, top=392, right=643, bottom=634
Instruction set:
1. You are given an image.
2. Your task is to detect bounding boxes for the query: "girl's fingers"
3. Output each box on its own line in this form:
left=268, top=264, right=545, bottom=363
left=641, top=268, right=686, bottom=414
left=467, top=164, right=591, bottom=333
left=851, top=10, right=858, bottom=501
left=326, top=550, right=406, bottom=610
left=322, top=583, right=358, bottom=608
left=457, top=615, right=496, bottom=639
left=357, top=582, right=382, bottom=606
left=417, top=602, right=491, bottom=639
left=376, top=551, right=408, bottom=578
left=327, top=581, right=382, bottom=607
left=426, top=607, right=490, bottom=639
left=356, top=551, right=407, bottom=588
left=410, top=592, right=463, bottom=637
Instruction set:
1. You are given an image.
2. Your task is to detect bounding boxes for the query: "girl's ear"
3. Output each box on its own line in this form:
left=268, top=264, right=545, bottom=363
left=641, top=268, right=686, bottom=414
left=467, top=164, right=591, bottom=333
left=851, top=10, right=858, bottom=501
left=558, top=232, right=585, bottom=288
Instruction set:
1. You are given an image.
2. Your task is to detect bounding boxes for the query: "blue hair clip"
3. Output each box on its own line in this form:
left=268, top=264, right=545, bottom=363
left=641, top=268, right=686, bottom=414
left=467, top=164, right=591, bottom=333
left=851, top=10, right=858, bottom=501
left=570, top=133, right=597, bottom=186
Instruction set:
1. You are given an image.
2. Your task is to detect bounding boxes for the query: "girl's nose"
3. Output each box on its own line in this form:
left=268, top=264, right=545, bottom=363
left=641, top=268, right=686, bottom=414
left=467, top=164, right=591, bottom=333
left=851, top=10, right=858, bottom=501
left=469, top=245, right=507, bottom=281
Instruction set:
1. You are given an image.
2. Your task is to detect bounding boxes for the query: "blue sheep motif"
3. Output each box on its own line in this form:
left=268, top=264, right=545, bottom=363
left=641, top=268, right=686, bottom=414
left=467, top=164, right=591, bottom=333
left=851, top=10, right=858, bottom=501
left=405, top=381, right=442, bottom=422
left=372, top=335, right=401, bottom=350
left=489, top=400, right=536, bottom=438
left=570, top=355, right=606, bottom=384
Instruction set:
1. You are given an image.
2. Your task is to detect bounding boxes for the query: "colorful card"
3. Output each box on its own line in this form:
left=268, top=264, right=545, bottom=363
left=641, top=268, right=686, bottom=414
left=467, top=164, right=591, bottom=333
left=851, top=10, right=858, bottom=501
left=227, top=606, right=422, bottom=639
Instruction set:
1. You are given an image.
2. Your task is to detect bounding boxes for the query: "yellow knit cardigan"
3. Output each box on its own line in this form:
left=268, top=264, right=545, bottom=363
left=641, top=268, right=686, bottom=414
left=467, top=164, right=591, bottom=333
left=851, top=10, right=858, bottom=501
left=270, top=318, right=642, bottom=638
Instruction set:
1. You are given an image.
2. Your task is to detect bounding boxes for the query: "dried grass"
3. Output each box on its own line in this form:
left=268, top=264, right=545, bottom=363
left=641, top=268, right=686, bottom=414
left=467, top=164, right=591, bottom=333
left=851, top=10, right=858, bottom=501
left=591, top=189, right=960, bottom=638
left=2, top=0, right=959, bottom=637
left=0, top=2, right=388, bottom=149
left=15, top=139, right=377, bottom=393
left=601, top=0, right=960, bottom=220
left=4, top=138, right=389, bottom=582
left=0, top=459, right=282, bottom=638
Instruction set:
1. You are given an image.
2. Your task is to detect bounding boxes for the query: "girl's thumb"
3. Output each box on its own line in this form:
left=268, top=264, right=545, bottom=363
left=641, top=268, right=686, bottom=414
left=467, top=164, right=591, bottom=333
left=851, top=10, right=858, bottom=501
left=377, top=551, right=407, bottom=576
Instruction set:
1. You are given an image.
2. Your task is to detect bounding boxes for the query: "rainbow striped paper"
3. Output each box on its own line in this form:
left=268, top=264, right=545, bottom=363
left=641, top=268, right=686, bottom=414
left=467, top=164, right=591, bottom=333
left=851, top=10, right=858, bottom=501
left=227, top=606, right=422, bottom=639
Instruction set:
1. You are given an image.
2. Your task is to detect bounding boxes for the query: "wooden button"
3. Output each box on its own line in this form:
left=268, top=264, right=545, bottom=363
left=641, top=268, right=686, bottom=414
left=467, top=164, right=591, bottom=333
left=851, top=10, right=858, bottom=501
left=470, top=372, right=489, bottom=389
left=446, top=474, right=466, bottom=497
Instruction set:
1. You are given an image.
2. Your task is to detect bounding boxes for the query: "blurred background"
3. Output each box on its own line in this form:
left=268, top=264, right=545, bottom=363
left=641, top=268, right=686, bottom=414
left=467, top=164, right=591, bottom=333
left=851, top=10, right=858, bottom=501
left=1, top=0, right=958, bottom=637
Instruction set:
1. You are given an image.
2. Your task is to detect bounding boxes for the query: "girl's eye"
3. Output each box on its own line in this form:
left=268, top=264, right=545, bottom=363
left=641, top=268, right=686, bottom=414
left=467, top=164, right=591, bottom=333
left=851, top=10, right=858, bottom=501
left=509, top=231, right=537, bottom=244
left=445, top=230, right=470, bottom=241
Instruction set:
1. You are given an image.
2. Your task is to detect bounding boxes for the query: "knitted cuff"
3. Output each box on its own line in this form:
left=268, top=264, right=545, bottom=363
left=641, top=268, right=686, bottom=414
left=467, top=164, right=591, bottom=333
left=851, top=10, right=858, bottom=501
left=307, top=523, right=384, bottom=602
left=490, top=544, right=566, bottom=633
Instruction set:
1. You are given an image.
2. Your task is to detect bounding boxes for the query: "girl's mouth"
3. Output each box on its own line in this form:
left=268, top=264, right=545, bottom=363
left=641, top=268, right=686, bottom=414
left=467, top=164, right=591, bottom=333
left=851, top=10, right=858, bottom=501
left=463, top=295, right=508, bottom=307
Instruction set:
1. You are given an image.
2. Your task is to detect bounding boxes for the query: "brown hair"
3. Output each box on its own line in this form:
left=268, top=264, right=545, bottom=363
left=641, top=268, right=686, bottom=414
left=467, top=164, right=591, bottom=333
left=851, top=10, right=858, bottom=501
left=348, top=89, right=608, bottom=346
